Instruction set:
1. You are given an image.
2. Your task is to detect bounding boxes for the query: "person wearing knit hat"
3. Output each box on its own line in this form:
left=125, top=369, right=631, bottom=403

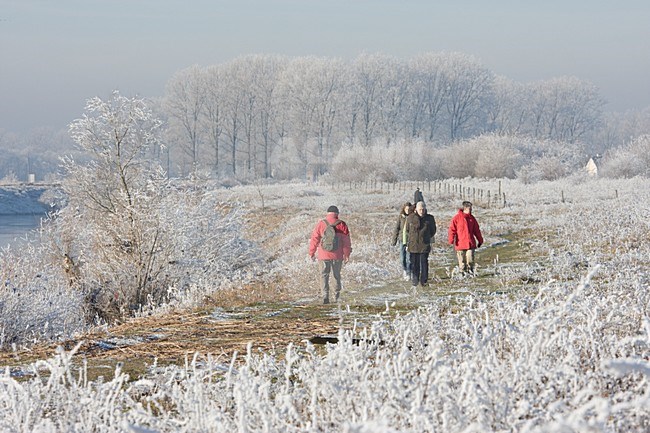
left=308, top=205, right=352, bottom=304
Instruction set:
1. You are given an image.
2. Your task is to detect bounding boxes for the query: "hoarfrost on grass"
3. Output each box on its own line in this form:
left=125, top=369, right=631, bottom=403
left=1, top=176, right=649, bottom=431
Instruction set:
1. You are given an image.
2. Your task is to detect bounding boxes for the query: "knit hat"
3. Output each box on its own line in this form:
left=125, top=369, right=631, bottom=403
left=327, top=205, right=339, bottom=214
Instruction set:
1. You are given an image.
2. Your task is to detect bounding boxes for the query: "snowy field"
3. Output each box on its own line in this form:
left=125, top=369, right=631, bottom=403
left=0, top=176, right=649, bottom=432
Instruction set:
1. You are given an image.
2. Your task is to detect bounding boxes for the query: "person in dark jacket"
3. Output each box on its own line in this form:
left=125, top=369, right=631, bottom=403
left=309, top=205, right=352, bottom=304
left=391, top=201, right=413, bottom=280
left=405, top=201, right=436, bottom=288
left=414, top=187, right=424, bottom=206
left=448, top=201, right=483, bottom=276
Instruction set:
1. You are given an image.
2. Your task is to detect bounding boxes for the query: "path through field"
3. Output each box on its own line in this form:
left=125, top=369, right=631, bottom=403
left=0, top=234, right=523, bottom=382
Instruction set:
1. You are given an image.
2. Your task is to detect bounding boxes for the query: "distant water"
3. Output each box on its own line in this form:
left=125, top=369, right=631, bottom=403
left=0, top=214, right=45, bottom=248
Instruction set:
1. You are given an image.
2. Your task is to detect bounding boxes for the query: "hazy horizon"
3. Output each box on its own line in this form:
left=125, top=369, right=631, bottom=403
left=2, top=0, right=649, bottom=134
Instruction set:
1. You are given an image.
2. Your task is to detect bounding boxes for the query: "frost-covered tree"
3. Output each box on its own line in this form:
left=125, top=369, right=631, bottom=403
left=528, top=76, right=604, bottom=143
left=235, top=55, right=287, bottom=177
left=348, top=53, right=394, bottom=146
left=487, top=76, right=530, bottom=135
left=407, top=52, right=449, bottom=141
left=278, top=56, right=345, bottom=177
left=57, top=91, right=263, bottom=321
left=221, top=58, right=249, bottom=176
left=165, top=65, right=207, bottom=172
left=593, top=107, right=650, bottom=155
left=61, top=91, right=169, bottom=320
left=254, top=55, right=287, bottom=178
left=374, top=57, right=410, bottom=144
left=202, top=65, right=226, bottom=175
left=443, top=53, right=495, bottom=140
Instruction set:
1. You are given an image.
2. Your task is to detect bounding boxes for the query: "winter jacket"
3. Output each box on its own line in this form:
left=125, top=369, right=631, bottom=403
left=448, top=209, right=484, bottom=250
left=309, top=212, right=352, bottom=261
left=414, top=189, right=424, bottom=205
left=406, top=212, right=436, bottom=254
left=391, top=214, right=409, bottom=246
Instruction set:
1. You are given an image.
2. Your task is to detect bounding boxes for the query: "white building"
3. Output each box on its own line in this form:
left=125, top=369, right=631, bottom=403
left=585, top=157, right=598, bottom=177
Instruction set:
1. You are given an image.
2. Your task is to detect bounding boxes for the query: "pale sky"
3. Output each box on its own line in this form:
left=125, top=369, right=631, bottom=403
left=1, top=0, right=649, bottom=133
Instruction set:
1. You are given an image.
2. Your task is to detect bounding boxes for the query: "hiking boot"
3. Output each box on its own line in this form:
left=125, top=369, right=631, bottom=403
left=402, top=270, right=409, bottom=280
left=323, top=297, right=330, bottom=304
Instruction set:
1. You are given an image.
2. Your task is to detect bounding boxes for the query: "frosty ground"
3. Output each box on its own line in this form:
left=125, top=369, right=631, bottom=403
left=0, top=176, right=649, bottom=432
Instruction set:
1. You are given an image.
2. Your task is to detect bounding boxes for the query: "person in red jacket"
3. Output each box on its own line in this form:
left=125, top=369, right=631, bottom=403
left=448, top=201, right=484, bottom=276
left=309, top=205, right=352, bottom=304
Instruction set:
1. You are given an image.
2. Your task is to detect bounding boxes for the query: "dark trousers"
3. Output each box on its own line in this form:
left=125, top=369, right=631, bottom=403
left=320, top=259, right=343, bottom=302
left=410, top=252, right=429, bottom=286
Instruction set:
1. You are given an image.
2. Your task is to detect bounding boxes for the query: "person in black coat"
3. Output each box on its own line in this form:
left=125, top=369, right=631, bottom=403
left=405, top=201, right=436, bottom=288
left=414, top=187, right=424, bottom=205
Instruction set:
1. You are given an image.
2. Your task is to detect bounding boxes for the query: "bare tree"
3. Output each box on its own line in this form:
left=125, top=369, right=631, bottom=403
left=164, top=65, right=206, bottom=172
left=253, top=55, right=287, bottom=178
left=527, top=76, right=605, bottom=143
left=278, top=56, right=345, bottom=177
left=349, top=53, right=393, bottom=146
left=408, top=52, right=450, bottom=141
left=486, top=76, right=530, bottom=135
left=221, top=58, right=248, bottom=176
left=203, top=65, right=226, bottom=176
left=377, top=57, right=409, bottom=144
left=442, top=52, right=495, bottom=140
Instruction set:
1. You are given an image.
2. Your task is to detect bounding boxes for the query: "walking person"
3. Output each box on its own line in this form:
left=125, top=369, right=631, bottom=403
left=309, top=205, right=352, bottom=304
left=414, top=187, right=424, bottom=206
left=448, top=201, right=483, bottom=276
left=405, top=201, right=436, bottom=289
left=392, top=201, right=413, bottom=281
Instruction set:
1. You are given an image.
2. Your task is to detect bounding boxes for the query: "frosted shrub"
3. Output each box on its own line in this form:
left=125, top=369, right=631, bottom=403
left=0, top=239, right=85, bottom=348
left=473, top=134, right=524, bottom=178
left=330, top=140, right=443, bottom=182
left=41, top=183, right=263, bottom=323
left=599, top=150, right=644, bottom=178
left=328, top=133, right=592, bottom=182
left=388, top=139, right=444, bottom=181
left=600, top=135, right=650, bottom=178
left=441, top=134, right=582, bottom=180
left=437, top=141, right=479, bottom=178
left=516, top=155, right=568, bottom=183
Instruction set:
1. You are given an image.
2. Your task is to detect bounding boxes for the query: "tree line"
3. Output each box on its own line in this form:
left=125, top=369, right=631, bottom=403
left=2, top=51, right=650, bottom=183
left=161, top=52, right=608, bottom=179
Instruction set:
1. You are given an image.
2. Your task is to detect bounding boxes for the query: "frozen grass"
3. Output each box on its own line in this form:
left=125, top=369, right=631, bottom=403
left=1, top=175, right=649, bottom=431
